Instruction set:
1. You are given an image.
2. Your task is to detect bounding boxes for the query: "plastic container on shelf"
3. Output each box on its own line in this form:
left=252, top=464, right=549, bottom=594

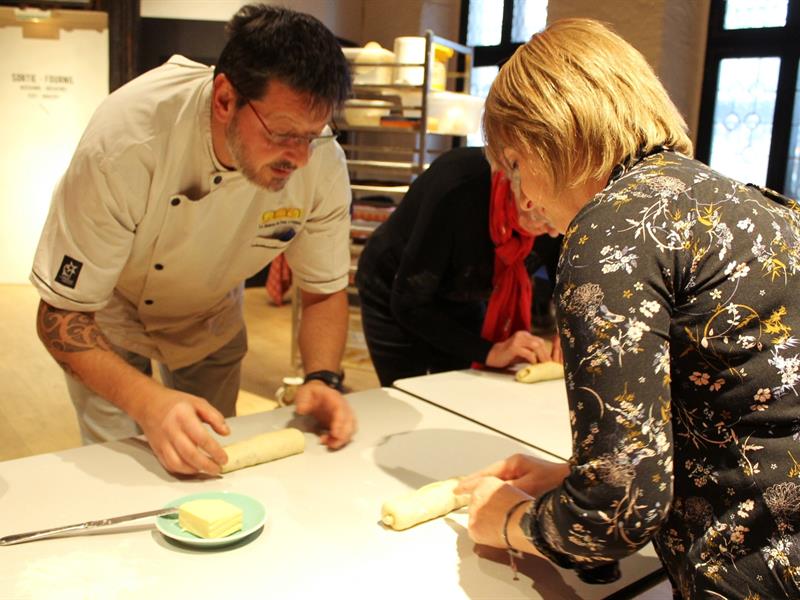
left=392, top=36, right=425, bottom=86
left=426, top=91, right=484, bottom=136
left=380, top=88, right=422, bottom=118
left=432, top=45, right=454, bottom=91
left=392, top=37, right=453, bottom=90
left=342, top=99, right=393, bottom=127
left=342, top=41, right=395, bottom=85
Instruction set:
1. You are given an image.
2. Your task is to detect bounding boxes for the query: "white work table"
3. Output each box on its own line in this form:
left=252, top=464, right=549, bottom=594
left=0, top=387, right=662, bottom=599
left=394, top=369, right=573, bottom=460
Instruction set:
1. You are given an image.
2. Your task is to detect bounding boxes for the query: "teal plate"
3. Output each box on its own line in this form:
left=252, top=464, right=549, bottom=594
left=155, top=491, right=266, bottom=548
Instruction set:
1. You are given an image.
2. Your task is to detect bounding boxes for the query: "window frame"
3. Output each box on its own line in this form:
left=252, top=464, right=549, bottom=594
left=696, top=0, right=800, bottom=193
left=458, top=1, right=534, bottom=80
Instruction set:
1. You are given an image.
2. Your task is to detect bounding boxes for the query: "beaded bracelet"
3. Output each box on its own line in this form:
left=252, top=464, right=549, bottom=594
left=502, top=498, right=532, bottom=580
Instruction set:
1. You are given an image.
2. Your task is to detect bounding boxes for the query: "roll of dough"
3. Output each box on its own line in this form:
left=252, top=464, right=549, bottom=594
left=381, top=478, right=469, bottom=531
left=220, top=428, right=305, bottom=474
left=515, top=361, right=564, bottom=384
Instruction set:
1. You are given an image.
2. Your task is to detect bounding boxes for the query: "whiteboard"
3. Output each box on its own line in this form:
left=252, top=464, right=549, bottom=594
left=0, top=8, right=108, bottom=283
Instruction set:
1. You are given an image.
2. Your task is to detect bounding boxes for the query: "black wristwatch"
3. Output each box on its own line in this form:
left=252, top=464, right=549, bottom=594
left=303, top=369, right=344, bottom=391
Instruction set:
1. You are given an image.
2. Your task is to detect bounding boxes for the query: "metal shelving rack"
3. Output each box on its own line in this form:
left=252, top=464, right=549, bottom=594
left=290, top=31, right=474, bottom=370
left=343, top=31, right=473, bottom=180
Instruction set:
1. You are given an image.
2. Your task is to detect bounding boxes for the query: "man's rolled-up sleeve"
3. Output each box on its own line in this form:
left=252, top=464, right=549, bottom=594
left=284, top=145, right=351, bottom=295
left=30, top=148, right=145, bottom=311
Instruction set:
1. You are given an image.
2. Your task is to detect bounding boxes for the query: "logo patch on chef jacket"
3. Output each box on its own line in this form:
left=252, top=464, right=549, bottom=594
left=55, top=255, right=83, bottom=289
left=254, top=206, right=303, bottom=248
left=260, top=207, right=303, bottom=224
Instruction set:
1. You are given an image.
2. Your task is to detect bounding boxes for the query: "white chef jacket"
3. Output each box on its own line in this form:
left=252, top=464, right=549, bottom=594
left=31, top=55, right=351, bottom=370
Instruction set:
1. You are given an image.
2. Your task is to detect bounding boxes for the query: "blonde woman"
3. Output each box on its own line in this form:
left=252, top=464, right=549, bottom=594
left=457, top=18, right=800, bottom=599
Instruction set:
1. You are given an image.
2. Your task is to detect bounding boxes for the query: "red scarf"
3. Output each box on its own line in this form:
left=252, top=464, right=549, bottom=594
left=266, top=254, right=292, bottom=306
left=473, top=171, right=534, bottom=368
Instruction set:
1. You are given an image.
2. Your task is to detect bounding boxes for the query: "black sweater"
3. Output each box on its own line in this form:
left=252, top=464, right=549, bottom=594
left=355, top=147, right=560, bottom=364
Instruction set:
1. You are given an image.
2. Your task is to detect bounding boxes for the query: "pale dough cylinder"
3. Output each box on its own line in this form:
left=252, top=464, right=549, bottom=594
left=220, top=428, right=305, bottom=474
left=515, top=361, right=564, bottom=383
left=381, top=478, right=469, bottom=531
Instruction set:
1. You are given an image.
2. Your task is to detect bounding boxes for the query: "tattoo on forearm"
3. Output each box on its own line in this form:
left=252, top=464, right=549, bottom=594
left=37, top=303, right=113, bottom=354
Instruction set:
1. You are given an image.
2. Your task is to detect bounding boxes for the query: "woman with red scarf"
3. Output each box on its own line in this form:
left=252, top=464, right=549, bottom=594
left=355, top=146, right=562, bottom=387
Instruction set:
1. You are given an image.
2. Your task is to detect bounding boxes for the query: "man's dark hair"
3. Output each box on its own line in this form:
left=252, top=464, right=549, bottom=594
left=214, top=4, right=351, bottom=111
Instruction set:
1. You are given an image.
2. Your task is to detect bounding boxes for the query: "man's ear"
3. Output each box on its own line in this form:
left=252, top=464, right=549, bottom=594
left=211, top=73, right=237, bottom=124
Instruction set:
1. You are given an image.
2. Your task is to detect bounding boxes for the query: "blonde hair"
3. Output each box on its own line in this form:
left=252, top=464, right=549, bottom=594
left=483, top=18, right=693, bottom=191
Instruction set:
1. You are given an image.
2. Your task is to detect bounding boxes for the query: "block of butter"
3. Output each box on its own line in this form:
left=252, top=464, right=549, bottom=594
left=178, top=498, right=244, bottom=539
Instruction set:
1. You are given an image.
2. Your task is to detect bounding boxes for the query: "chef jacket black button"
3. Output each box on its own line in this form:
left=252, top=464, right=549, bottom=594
left=170, top=197, right=180, bottom=206
left=154, top=263, right=164, bottom=270
left=144, top=299, right=154, bottom=305
left=213, top=175, right=223, bottom=184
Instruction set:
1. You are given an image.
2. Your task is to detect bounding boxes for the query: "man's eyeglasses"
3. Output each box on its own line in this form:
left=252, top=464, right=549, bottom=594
left=245, top=100, right=338, bottom=149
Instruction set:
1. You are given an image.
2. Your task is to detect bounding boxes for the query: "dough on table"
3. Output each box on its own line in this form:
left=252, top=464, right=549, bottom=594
left=381, top=478, right=469, bottom=531
left=220, top=428, right=305, bottom=474
left=515, top=361, right=564, bottom=383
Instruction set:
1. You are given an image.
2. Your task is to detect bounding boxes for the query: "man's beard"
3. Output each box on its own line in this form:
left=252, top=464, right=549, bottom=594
left=226, top=114, right=295, bottom=191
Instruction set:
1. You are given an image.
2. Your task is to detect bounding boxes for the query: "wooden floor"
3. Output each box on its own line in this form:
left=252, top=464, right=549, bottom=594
left=0, top=284, right=378, bottom=462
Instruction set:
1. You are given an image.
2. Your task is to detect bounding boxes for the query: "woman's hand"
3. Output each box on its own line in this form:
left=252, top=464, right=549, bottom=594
left=462, top=477, right=534, bottom=548
left=456, top=453, right=570, bottom=497
left=455, top=454, right=570, bottom=550
left=486, top=331, right=552, bottom=368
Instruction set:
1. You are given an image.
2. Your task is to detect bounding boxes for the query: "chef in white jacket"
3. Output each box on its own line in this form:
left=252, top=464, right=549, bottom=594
left=30, top=4, right=356, bottom=476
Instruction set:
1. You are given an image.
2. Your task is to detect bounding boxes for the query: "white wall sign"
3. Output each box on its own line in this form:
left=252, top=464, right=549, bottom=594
left=140, top=0, right=245, bottom=21
left=0, top=9, right=108, bottom=284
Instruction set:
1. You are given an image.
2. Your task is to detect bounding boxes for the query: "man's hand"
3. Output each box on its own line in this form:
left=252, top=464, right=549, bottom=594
left=293, top=380, right=356, bottom=449
left=136, top=389, right=230, bottom=475
left=36, top=300, right=232, bottom=476
left=295, top=288, right=352, bottom=448
left=486, top=331, right=552, bottom=368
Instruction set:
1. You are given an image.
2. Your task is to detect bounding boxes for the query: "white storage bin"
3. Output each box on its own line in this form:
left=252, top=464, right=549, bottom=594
left=426, top=91, right=484, bottom=136
left=392, top=36, right=426, bottom=86
left=392, top=37, right=452, bottom=90
left=342, top=42, right=395, bottom=85
left=342, top=99, right=393, bottom=127
left=380, top=89, right=422, bottom=117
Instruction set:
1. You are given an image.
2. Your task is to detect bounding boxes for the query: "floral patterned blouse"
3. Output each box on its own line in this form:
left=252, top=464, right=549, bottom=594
left=524, top=150, right=800, bottom=599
